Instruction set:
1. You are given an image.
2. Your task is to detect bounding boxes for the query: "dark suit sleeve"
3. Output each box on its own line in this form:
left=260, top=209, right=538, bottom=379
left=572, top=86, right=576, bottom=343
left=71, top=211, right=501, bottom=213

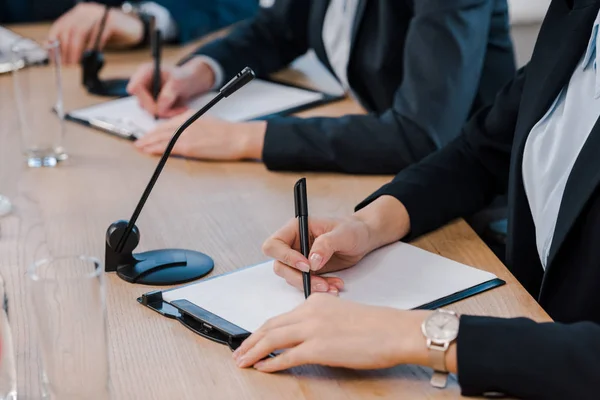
left=355, top=66, right=526, bottom=238
left=187, top=0, right=311, bottom=80
left=457, top=316, right=599, bottom=399
left=262, top=0, right=512, bottom=174
left=153, top=0, right=259, bottom=44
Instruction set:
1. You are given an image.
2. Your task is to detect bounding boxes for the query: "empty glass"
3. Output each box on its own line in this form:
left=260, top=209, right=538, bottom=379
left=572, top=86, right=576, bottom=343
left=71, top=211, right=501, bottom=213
left=0, top=196, right=10, bottom=218
left=28, top=256, right=110, bottom=400
left=0, top=274, right=17, bottom=400
left=12, top=39, right=67, bottom=168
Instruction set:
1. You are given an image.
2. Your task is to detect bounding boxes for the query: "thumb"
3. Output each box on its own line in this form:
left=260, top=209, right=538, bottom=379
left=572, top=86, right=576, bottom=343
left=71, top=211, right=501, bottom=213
left=308, top=230, right=344, bottom=271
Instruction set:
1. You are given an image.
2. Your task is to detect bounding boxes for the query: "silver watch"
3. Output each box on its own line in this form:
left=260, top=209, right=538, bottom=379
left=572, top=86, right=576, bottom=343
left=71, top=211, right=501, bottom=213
left=421, top=309, right=460, bottom=388
left=121, top=1, right=140, bottom=15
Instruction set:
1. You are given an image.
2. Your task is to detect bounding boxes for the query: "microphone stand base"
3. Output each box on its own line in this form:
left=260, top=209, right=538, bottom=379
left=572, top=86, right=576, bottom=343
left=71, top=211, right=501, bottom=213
left=115, top=249, right=214, bottom=286
left=87, top=78, right=129, bottom=97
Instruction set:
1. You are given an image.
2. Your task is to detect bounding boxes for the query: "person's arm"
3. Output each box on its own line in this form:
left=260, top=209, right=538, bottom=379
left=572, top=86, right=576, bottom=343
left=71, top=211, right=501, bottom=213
left=261, top=0, right=515, bottom=174
left=153, top=0, right=260, bottom=44
left=457, top=316, right=600, bottom=399
left=185, top=0, right=310, bottom=83
left=355, top=66, right=526, bottom=238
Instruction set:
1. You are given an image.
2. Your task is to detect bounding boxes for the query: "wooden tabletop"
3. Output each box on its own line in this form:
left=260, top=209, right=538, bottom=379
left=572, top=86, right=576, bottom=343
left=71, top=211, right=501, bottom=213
left=0, top=24, right=549, bottom=399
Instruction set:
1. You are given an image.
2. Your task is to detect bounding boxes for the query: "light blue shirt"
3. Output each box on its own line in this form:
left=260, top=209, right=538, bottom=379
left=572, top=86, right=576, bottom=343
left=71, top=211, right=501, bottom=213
left=522, top=10, right=600, bottom=268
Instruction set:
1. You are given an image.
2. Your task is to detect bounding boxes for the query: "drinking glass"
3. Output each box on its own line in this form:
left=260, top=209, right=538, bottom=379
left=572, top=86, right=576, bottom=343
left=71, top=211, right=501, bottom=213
left=0, top=274, right=17, bottom=400
left=12, top=39, right=67, bottom=168
left=28, top=256, right=110, bottom=400
left=0, top=196, right=10, bottom=218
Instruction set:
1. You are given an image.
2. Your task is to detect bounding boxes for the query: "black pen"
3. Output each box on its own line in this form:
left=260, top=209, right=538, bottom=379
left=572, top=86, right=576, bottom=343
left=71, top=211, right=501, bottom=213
left=294, top=178, right=311, bottom=299
left=151, top=28, right=162, bottom=120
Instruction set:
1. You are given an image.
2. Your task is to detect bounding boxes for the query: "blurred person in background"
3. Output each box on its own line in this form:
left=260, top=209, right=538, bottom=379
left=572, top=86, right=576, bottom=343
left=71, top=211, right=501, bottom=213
left=127, top=0, right=516, bottom=175
left=0, top=0, right=260, bottom=64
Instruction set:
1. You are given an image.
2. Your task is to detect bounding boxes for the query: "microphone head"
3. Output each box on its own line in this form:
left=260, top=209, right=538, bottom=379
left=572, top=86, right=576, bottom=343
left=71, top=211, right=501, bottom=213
left=219, top=67, right=255, bottom=97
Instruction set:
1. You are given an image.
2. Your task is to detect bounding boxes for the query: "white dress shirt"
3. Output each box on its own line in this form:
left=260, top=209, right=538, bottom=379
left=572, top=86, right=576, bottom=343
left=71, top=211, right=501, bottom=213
left=321, top=0, right=359, bottom=90
left=522, top=10, right=600, bottom=268
left=206, top=0, right=359, bottom=90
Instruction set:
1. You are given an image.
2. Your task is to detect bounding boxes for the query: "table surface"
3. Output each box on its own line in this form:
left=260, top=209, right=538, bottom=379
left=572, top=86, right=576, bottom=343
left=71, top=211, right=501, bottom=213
left=0, top=24, right=550, bottom=400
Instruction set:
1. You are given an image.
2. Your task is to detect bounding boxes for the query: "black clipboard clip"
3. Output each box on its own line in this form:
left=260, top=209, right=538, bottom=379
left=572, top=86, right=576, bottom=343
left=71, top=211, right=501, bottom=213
left=139, top=291, right=251, bottom=351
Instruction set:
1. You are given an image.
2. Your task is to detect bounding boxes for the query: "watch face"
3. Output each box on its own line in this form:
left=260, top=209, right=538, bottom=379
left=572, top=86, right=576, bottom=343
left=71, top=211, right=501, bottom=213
left=423, top=311, right=459, bottom=342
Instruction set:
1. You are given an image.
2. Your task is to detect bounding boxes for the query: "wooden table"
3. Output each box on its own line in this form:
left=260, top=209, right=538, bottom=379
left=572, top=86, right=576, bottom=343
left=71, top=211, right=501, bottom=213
left=0, top=24, right=549, bottom=399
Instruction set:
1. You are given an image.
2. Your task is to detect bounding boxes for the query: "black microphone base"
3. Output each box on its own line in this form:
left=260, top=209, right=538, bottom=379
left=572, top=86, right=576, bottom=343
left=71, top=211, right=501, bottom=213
left=105, top=220, right=214, bottom=285
left=87, top=78, right=129, bottom=97
left=116, top=249, right=214, bottom=285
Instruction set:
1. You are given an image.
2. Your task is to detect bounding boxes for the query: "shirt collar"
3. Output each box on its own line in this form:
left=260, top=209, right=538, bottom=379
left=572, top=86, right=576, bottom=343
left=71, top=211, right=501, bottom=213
left=582, top=11, right=600, bottom=70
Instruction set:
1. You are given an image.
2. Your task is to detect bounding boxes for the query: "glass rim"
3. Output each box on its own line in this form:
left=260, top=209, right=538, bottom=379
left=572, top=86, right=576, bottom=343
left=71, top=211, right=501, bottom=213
left=28, top=255, right=102, bottom=282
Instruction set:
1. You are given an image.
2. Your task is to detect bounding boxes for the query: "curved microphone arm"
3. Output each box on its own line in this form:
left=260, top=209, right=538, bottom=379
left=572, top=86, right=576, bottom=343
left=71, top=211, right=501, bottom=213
left=115, top=67, right=256, bottom=252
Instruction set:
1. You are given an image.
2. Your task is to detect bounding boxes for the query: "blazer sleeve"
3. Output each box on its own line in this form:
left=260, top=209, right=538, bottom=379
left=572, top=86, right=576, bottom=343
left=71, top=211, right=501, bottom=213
left=152, top=0, right=259, bottom=44
left=355, top=66, right=526, bottom=238
left=186, top=0, right=311, bottom=80
left=457, top=316, right=599, bottom=399
left=261, top=0, right=514, bottom=174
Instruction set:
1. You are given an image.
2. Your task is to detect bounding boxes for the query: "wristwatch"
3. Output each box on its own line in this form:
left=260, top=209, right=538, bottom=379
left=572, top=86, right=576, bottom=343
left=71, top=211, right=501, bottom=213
left=121, top=1, right=153, bottom=47
left=421, top=309, right=460, bottom=388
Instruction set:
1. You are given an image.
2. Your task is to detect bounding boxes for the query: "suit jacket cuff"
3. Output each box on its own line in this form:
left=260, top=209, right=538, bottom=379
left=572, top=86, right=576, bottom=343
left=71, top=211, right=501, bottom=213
left=189, top=40, right=238, bottom=82
left=262, top=117, right=308, bottom=171
left=457, top=315, right=532, bottom=397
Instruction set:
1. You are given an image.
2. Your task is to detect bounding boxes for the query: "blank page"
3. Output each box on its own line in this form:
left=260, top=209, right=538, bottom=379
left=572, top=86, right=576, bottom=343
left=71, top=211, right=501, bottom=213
left=0, top=26, right=47, bottom=73
left=163, top=242, right=498, bottom=333
left=68, top=79, right=324, bottom=138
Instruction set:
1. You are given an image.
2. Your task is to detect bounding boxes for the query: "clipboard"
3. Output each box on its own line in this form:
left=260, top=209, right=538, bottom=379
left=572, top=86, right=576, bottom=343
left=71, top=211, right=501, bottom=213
left=66, top=78, right=344, bottom=141
left=138, top=278, right=505, bottom=352
left=137, top=243, right=505, bottom=352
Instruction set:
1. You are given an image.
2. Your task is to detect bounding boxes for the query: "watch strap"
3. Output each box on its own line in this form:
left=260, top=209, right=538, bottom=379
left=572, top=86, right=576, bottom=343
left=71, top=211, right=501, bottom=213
left=428, top=343, right=449, bottom=388
left=430, top=371, right=449, bottom=388
left=428, top=343, right=447, bottom=372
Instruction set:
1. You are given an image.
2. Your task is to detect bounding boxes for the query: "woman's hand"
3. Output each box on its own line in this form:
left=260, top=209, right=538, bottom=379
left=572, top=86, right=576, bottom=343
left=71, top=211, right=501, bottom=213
left=48, top=2, right=144, bottom=65
left=127, top=57, right=217, bottom=118
left=133, top=113, right=266, bottom=160
left=233, top=294, right=435, bottom=372
left=262, top=216, right=374, bottom=294
left=262, top=196, right=412, bottom=294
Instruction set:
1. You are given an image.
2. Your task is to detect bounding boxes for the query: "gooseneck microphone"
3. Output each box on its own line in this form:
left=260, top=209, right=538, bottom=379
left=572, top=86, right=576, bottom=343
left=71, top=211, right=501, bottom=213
left=81, top=5, right=130, bottom=97
left=105, top=68, right=256, bottom=285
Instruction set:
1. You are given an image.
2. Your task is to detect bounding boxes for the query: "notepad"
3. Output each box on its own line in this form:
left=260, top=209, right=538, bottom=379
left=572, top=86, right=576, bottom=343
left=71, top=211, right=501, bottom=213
left=162, top=242, right=502, bottom=333
left=0, top=26, right=47, bottom=74
left=67, top=79, right=334, bottom=140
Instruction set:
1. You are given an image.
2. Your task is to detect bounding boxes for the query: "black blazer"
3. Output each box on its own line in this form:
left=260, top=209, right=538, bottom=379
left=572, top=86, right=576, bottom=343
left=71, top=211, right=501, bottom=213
left=358, top=0, right=600, bottom=398
left=193, top=0, right=516, bottom=174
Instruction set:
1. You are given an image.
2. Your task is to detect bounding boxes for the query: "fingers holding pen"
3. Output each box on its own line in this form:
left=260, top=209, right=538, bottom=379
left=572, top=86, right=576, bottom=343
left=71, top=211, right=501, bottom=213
left=272, top=261, right=343, bottom=294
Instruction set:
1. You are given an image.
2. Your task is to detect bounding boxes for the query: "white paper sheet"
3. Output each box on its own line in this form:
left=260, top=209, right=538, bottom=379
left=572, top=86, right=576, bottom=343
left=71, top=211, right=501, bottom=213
left=0, top=26, right=47, bottom=73
left=163, top=242, right=498, bottom=333
left=68, top=79, right=325, bottom=139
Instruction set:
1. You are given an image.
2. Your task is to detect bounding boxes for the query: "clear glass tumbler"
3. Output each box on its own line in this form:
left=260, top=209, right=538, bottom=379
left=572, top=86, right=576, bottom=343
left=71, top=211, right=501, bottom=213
left=0, top=195, right=10, bottom=218
left=0, top=275, right=17, bottom=400
left=28, top=256, right=110, bottom=400
left=12, top=39, right=67, bottom=168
